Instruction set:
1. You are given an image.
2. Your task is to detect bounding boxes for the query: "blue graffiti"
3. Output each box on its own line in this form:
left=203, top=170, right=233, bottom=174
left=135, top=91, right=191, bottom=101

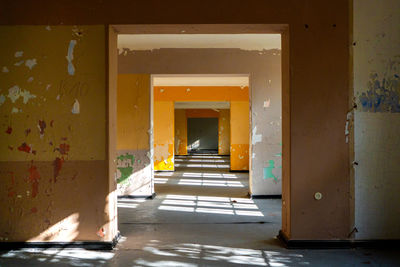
left=359, top=61, right=400, bottom=113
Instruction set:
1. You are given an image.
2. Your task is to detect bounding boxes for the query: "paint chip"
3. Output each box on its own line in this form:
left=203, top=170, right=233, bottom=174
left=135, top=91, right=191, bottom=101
left=46, top=84, right=51, bottom=90
left=8, top=86, right=20, bottom=103
left=160, top=89, right=164, bottom=93
left=2, top=66, right=9, bottom=73
left=27, top=77, right=34, bottom=83
left=264, top=98, right=271, bottom=108
left=66, top=40, right=77, bottom=75
left=252, top=126, right=262, bottom=145
left=56, top=94, right=60, bottom=100
left=0, top=95, right=5, bottom=106
left=71, top=99, right=80, bottom=114
left=25, top=59, right=37, bottom=70
left=46, top=25, right=51, bottom=31
left=14, top=60, right=24, bottom=66
left=20, top=90, right=36, bottom=104
left=11, top=107, right=19, bottom=113
left=14, top=51, right=23, bottom=58
left=186, top=88, right=191, bottom=92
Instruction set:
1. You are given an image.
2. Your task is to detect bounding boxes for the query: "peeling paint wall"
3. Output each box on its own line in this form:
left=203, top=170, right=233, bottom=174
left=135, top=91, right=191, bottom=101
left=354, top=0, right=400, bottom=239
left=0, top=26, right=113, bottom=242
left=116, top=74, right=152, bottom=196
left=154, top=101, right=174, bottom=171
left=218, top=109, right=230, bottom=155
left=174, top=109, right=187, bottom=155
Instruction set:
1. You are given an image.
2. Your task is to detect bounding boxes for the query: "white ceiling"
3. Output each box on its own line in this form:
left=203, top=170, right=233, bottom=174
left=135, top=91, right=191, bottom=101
left=118, top=34, right=281, bottom=51
left=175, top=102, right=230, bottom=109
left=153, top=75, right=249, bottom=86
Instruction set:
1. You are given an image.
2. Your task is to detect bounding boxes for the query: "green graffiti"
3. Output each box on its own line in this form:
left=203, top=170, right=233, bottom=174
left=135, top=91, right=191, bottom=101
left=117, top=166, right=133, bottom=184
left=275, top=153, right=282, bottom=157
left=263, top=160, right=278, bottom=182
left=137, top=159, right=141, bottom=163
left=117, top=153, right=135, bottom=165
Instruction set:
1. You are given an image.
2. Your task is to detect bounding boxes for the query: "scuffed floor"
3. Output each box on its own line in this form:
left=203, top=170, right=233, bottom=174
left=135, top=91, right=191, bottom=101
left=1, top=155, right=400, bottom=266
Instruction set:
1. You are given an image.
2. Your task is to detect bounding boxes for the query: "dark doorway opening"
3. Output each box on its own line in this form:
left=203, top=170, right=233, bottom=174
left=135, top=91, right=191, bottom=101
left=187, top=118, right=219, bottom=154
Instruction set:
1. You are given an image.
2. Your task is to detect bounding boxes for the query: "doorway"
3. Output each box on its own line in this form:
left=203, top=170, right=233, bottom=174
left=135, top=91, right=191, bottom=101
left=109, top=24, right=288, bottom=247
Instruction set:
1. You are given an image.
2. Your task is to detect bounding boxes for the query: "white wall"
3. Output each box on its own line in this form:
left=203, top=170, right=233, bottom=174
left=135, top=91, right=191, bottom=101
left=354, top=0, right=400, bottom=239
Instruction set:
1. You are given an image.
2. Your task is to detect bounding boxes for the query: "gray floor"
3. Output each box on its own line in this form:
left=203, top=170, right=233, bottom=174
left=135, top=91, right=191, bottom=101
left=1, top=155, right=399, bottom=266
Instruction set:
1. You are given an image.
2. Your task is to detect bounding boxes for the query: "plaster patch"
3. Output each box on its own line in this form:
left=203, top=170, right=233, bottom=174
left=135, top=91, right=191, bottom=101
left=71, top=99, right=80, bottom=114
left=252, top=126, right=262, bottom=145
left=11, top=107, right=19, bottom=113
left=66, top=40, right=77, bottom=75
left=14, top=60, right=24, bottom=66
left=345, top=111, right=352, bottom=143
left=2, top=66, right=9, bottom=73
left=0, top=95, right=5, bottom=106
left=14, top=51, right=23, bottom=58
left=25, top=59, right=37, bottom=70
left=263, top=98, right=271, bottom=108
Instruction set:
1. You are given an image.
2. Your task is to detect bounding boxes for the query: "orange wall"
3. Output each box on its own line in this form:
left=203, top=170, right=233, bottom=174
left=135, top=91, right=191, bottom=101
left=174, top=109, right=187, bottom=155
left=154, top=86, right=248, bottom=101
left=230, top=102, right=249, bottom=170
left=218, top=109, right=230, bottom=155
left=154, top=101, right=174, bottom=170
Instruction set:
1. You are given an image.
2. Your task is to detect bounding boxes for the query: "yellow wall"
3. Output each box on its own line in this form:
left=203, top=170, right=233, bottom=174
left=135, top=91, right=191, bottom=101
left=0, top=26, right=113, bottom=242
left=230, top=101, right=249, bottom=170
left=117, top=74, right=150, bottom=150
left=154, top=101, right=174, bottom=170
left=116, top=74, right=152, bottom=196
left=174, top=109, right=187, bottom=155
left=218, top=109, right=230, bottom=155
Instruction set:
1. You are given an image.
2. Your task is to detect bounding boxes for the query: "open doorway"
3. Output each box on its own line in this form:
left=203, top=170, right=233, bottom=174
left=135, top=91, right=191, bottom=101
left=110, top=25, right=288, bottom=253
left=152, top=75, right=251, bottom=198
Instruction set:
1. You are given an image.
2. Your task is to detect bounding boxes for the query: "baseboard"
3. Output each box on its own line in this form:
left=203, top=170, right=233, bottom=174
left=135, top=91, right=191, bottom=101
left=250, top=194, right=281, bottom=199
left=278, top=230, right=400, bottom=249
left=118, top=193, right=156, bottom=200
left=0, top=232, right=121, bottom=251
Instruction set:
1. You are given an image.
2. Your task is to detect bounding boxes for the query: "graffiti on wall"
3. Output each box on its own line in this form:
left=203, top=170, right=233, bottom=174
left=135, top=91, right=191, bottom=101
left=359, top=58, right=400, bottom=112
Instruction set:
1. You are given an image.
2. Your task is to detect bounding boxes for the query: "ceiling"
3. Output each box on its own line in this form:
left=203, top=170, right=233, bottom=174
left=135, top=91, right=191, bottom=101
left=118, top=34, right=281, bottom=51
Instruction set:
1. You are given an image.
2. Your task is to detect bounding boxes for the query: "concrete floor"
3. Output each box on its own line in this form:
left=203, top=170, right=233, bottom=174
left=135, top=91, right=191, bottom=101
left=1, top=155, right=399, bottom=266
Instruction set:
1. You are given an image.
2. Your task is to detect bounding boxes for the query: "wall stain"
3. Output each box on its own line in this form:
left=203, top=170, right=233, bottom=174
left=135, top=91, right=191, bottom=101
left=359, top=59, right=400, bottom=112
left=37, top=120, right=46, bottom=137
left=117, top=166, right=133, bottom=184
left=28, top=163, right=40, bottom=198
left=53, top=157, right=64, bottom=182
left=5, top=126, right=12, bottom=134
left=117, top=153, right=135, bottom=165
